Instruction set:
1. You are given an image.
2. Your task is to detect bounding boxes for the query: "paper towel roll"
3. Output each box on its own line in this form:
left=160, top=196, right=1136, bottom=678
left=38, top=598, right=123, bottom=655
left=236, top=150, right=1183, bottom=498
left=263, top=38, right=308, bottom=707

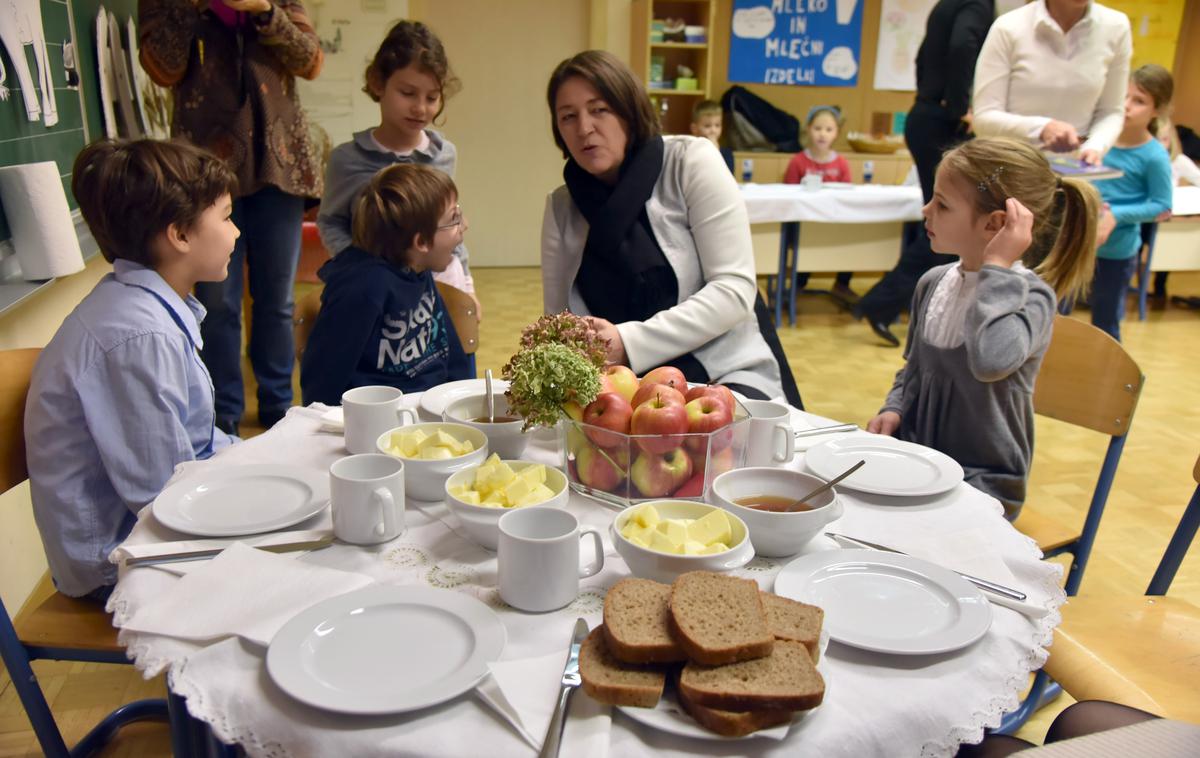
left=0, top=161, right=85, bottom=280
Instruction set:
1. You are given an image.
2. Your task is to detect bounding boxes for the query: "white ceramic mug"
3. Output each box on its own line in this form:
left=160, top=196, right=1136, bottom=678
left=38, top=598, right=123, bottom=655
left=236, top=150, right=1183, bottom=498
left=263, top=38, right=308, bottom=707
left=342, top=386, right=418, bottom=455
left=743, top=399, right=795, bottom=467
left=498, top=508, right=604, bottom=612
left=329, top=454, right=406, bottom=545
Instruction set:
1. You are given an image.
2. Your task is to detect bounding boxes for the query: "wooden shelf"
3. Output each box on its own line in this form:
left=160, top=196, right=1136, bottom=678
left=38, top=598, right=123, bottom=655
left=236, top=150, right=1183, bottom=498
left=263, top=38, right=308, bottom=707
left=651, top=42, right=707, bottom=49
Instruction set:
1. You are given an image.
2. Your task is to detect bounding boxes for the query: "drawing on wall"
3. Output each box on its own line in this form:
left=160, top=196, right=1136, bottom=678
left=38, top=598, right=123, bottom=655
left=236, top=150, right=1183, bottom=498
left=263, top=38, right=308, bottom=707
left=728, top=0, right=864, bottom=87
left=125, top=15, right=172, bottom=139
left=873, top=0, right=936, bottom=91
left=0, top=0, right=59, bottom=126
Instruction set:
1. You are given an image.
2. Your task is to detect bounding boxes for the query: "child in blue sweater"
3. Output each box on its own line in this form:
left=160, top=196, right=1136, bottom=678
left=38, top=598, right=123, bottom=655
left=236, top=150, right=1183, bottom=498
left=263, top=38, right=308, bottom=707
left=301, top=164, right=471, bottom=404
left=1091, top=65, right=1174, bottom=341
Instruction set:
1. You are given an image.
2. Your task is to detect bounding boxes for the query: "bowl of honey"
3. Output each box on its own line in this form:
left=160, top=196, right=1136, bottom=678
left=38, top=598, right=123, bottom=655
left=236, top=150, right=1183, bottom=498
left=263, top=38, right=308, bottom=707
left=444, top=391, right=530, bottom=460
left=709, top=467, right=844, bottom=558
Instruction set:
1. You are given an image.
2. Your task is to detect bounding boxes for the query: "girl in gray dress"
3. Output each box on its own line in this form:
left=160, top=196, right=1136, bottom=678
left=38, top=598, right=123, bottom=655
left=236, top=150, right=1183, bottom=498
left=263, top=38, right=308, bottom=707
left=867, top=139, right=1100, bottom=519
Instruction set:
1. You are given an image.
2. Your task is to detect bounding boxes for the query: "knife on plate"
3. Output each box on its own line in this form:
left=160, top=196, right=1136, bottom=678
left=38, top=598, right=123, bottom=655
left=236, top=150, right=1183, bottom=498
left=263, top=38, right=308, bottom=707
left=124, top=536, right=335, bottom=568
left=794, top=423, right=859, bottom=438
left=825, top=532, right=1028, bottom=601
left=538, top=618, right=589, bottom=758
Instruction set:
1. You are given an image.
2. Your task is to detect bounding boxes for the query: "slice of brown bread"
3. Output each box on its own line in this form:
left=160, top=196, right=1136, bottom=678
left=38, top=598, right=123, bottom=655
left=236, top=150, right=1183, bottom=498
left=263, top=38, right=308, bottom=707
left=579, top=626, right=665, bottom=708
left=761, top=592, right=823, bottom=660
left=603, top=578, right=687, bottom=664
left=675, top=681, right=795, bottom=738
left=668, top=571, right=774, bottom=665
left=678, top=639, right=825, bottom=712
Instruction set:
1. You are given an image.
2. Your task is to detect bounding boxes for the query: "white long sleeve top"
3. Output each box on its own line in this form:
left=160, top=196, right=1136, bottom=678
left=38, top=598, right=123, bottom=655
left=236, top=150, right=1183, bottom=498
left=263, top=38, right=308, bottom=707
left=972, top=0, right=1131, bottom=156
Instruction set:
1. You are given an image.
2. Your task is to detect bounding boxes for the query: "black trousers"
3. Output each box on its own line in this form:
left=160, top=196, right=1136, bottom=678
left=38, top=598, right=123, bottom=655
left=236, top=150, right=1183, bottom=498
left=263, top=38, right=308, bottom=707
left=857, top=101, right=964, bottom=324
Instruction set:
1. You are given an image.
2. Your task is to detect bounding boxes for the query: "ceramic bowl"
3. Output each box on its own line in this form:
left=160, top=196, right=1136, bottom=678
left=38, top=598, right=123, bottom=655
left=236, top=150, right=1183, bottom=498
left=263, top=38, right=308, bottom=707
left=710, top=468, right=844, bottom=558
left=611, top=499, right=753, bottom=583
left=376, top=422, right=488, bottom=500
left=443, top=392, right=531, bottom=461
left=443, top=461, right=569, bottom=550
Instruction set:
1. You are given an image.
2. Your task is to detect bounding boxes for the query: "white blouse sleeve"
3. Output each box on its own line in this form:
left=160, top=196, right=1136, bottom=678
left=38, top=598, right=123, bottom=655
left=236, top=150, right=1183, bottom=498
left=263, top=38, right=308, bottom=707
left=1079, top=20, right=1132, bottom=156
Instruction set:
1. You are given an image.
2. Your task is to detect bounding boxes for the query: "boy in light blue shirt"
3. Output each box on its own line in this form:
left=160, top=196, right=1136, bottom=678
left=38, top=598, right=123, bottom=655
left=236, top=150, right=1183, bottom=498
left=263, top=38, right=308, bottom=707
left=24, top=139, right=240, bottom=598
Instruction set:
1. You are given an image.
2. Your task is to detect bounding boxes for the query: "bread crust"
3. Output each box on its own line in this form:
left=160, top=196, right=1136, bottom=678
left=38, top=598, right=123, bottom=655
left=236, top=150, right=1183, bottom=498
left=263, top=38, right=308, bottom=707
left=579, top=626, right=666, bottom=708
left=668, top=572, right=774, bottom=665
left=675, top=682, right=794, bottom=737
left=678, top=640, right=825, bottom=712
left=603, top=578, right=687, bottom=664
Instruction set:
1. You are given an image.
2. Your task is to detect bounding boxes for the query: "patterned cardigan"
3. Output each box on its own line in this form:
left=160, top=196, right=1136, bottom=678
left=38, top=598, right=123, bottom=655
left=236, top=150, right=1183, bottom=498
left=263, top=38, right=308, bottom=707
left=138, top=0, right=324, bottom=199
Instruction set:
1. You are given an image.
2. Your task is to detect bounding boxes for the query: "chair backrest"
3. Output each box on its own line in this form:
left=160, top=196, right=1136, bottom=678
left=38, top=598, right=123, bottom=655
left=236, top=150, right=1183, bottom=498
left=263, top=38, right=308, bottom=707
left=436, top=282, right=479, bottom=356
left=1, top=348, right=41, bottom=493
left=1033, top=316, right=1143, bottom=436
left=293, top=287, right=324, bottom=363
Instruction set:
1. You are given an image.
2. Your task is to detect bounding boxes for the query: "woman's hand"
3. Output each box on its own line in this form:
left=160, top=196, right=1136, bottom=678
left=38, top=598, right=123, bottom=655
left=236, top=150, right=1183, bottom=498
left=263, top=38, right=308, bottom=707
left=584, top=316, right=627, bottom=366
left=223, top=0, right=272, bottom=13
left=1040, top=120, right=1081, bottom=152
left=1079, top=149, right=1103, bottom=166
left=982, top=198, right=1034, bottom=268
left=867, top=411, right=900, bottom=436
left=1096, top=205, right=1117, bottom=247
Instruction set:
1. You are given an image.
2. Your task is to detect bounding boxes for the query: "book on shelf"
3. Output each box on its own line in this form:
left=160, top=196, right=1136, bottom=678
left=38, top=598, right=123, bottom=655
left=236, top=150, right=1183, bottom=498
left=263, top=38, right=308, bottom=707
left=1046, top=156, right=1123, bottom=181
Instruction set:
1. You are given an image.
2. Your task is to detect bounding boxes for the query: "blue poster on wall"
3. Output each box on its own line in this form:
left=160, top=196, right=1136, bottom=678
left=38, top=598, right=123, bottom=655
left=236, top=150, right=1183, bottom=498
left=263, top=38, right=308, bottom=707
left=728, top=0, right=864, bottom=87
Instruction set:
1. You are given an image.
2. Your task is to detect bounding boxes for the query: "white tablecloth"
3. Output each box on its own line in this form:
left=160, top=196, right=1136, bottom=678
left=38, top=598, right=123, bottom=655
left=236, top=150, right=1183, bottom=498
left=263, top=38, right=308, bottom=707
left=110, top=402, right=1066, bottom=758
left=740, top=183, right=925, bottom=224
left=1172, top=185, right=1200, bottom=217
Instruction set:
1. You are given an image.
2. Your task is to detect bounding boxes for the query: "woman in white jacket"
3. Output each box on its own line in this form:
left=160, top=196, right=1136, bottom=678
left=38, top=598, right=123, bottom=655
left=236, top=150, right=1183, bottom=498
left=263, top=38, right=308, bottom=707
left=540, top=50, right=798, bottom=405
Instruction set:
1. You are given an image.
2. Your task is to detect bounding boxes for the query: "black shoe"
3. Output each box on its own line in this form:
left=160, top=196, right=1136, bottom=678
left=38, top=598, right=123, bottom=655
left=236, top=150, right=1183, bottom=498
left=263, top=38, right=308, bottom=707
left=259, top=406, right=289, bottom=429
left=868, top=319, right=901, bottom=347
left=215, top=416, right=240, bottom=436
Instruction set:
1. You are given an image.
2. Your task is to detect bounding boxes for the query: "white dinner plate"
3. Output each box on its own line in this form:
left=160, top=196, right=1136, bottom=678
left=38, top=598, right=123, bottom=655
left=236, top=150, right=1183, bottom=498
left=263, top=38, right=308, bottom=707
left=773, top=549, right=992, bottom=655
left=618, top=632, right=830, bottom=741
left=267, top=585, right=506, bottom=715
left=419, top=378, right=510, bottom=420
left=152, top=464, right=329, bottom=537
left=804, top=436, right=964, bottom=497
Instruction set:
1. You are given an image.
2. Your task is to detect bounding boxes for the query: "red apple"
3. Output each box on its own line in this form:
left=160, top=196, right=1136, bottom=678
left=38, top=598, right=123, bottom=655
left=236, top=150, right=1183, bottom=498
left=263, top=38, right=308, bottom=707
left=582, top=392, right=633, bottom=448
left=639, top=366, right=687, bottom=395
left=674, top=470, right=707, bottom=498
left=685, top=384, right=737, bottom=414
left=688, top=445, right=735, bottom=479
left=630, top=447, right=693, bottom=498
left=631, top=382, right=662, bottom=410
left=632, top=381, right=686, bottom=411
left=603, top=365, right=638, bottom=404
left=631, top=387, right=689, bottom=454
left=684, top=395, right=734, bottom=452
left=575, top=443, right=628, bottom=492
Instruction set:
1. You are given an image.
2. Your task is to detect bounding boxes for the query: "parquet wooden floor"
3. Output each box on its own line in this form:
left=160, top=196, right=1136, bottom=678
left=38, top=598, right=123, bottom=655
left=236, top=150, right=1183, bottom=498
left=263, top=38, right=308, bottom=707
left=3, top=268, right=1197, bottom=756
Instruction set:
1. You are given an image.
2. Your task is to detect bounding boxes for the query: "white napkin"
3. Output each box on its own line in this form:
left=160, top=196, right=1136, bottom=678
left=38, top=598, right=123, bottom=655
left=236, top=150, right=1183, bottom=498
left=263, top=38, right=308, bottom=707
left=478, top=649, right=611, bottom=756
left=111, top=529, right=333, bottom=576
left=119, top=543, right=374, bottom=646
left=318, top=407, right=344, bottom=433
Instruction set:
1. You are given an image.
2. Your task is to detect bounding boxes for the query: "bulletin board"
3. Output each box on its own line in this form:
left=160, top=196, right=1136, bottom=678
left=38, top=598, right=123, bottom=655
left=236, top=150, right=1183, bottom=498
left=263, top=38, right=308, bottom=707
left=727, top=0, right=865, bottom=87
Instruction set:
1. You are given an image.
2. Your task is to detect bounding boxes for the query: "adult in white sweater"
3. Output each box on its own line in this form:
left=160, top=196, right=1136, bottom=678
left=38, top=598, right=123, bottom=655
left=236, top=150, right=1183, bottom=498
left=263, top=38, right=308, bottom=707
left=541, top=51, right=797, bottom=404
left=972, top=0, right=1131, bottom=165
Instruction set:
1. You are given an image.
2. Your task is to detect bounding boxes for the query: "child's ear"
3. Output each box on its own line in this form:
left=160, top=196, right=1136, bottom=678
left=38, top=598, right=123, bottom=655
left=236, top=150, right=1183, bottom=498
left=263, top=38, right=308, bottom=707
left=366, top=71, right=385, bottom=100
left=164, top=222, right=189, bottom=254
left=983, top=209, right=1006, bottom=236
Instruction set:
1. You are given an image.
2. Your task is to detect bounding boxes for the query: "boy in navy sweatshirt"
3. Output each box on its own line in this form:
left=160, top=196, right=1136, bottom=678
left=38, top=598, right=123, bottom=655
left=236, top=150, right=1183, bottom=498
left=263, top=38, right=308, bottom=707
left=300, top=164, right=471, bottom=404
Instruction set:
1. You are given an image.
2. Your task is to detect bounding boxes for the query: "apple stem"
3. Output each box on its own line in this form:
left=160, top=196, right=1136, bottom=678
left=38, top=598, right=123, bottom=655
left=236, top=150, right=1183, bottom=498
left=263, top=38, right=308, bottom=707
left=558, top=407, right=630, bottom=477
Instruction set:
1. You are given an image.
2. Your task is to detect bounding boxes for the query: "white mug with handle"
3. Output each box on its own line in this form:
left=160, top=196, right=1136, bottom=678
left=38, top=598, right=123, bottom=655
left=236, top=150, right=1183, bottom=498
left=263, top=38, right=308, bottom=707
left=498, top=508, right=604, bottom=612
left=744, top=399, right=795, bottom=467
left=342, top=385, right=418, bottom=455
left=329, top=454, right=405, bottom=545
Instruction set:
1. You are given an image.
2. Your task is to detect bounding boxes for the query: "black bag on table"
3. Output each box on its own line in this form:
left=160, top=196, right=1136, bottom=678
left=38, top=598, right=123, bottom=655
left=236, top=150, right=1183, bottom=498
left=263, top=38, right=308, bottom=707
left=720, top=85, right=801, bottom=153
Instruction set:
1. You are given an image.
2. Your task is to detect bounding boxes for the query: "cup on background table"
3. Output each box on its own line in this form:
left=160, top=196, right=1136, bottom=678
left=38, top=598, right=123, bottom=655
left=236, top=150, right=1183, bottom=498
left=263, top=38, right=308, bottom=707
left=342, top=386, right=418, bottom=455
left=802, top=172, right=823, bottom=190
left=497, top=508, right=604, bottom=612
left=743, top=399, right=795, bottom=467
left=329, top=454, right=406, bottom=545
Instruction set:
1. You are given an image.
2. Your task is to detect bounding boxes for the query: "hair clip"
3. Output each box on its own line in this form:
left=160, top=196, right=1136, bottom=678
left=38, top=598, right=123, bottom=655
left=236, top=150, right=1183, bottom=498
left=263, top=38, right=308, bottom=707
left=977, top=165, right=1005, bottom=192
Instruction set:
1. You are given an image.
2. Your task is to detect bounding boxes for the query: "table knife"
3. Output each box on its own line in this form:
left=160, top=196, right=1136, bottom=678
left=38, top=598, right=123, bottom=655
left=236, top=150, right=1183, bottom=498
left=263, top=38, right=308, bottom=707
left=825, top=532, right=1028, bottom=601
left=794, top=423, right=859, bottom=438
left=538, top=618, right=589, bottom=758
left=124, top=536, right=334, bottom=568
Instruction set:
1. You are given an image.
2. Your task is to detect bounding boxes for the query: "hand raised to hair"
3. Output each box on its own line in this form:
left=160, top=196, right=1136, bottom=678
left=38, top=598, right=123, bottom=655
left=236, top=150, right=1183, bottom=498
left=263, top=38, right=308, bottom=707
left=982, top=198, right=1034, bottom=269
left=1040, top=120, right=1081, bottom=153
left=583, top=316, right=627, bottom=366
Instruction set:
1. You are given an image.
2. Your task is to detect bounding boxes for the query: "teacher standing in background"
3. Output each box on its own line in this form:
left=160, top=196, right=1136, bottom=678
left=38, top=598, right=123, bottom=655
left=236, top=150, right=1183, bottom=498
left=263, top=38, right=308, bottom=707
left=139, top=0, right=324, bottom=435
left=972, top=0, right=1131, bottom=165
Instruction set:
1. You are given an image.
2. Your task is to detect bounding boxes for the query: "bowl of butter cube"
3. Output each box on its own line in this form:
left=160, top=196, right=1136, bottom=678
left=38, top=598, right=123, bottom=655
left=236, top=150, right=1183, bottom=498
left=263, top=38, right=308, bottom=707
left=377, top=422, right=488, bottom=500
left=444, top=454, right=569, bottom=549
left=611, top=500, right=754, bottom=583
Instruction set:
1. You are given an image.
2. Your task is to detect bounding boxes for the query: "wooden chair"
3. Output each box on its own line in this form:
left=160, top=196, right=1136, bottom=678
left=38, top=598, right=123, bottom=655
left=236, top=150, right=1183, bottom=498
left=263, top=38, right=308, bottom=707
left=1043, top=453, right=1200, bottom=722
left=436, top=281, right=479, bottom=377
left=0, top=348, right=170, bottom=757
left=293, top=285, right=324, bottom=362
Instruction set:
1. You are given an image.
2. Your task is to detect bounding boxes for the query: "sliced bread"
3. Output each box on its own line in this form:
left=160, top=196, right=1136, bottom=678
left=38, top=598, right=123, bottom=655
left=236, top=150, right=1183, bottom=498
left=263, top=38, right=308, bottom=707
left=678, top=639, right=825, bottom=712
left=761, top=592, right=824, bottom=659
left=603, top=578, right=687, bottom=664
left=675, top=681, right=795, bottom=738
left=668, top=571, right=774, bottom=665
left=579, top=626, right=665, bottom=708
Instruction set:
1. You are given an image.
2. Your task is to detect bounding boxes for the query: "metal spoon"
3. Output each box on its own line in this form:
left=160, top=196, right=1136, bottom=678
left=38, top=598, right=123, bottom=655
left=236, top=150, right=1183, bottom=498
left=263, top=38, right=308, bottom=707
left=782, top=459, right=866, bottom=512
left=484, top=369, right=495, bottom=423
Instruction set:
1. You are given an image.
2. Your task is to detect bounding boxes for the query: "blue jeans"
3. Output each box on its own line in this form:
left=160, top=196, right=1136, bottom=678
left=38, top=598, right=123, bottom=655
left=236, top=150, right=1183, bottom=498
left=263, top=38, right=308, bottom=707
left=195, top=186, right=304, bottom=421
left=1090, top=255, right=1137, bottom=342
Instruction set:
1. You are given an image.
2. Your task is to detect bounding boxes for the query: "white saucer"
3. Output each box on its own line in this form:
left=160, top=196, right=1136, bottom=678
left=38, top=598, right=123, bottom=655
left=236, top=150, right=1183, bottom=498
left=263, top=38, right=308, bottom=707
left=152, top=464, right=328, bottom=537
left=267, top=585, right=506, bottom=715
left=773, top=549, right=992, bottom=655
left=804, top=436, right=964, bottom=497
left=420, top=378, right=510, bottom=421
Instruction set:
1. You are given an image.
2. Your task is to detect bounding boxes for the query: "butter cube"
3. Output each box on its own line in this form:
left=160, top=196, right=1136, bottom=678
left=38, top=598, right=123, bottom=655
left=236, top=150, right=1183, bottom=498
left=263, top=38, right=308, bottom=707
left=698, top=543, right=729, bottom=555
left=633, top=504, right=661, bottom=529
left=503, top=476, right=532, bottom=505
left=682, top=540, right=708, bottom=555
left=687, top=510, right=732, bottom=546
left=517, top=464, right=546, bottom=485
left=459, top=439, right=474, bottom=453
left=658, top=519, right=689, bottom=546
left=649, top=529, right=684, bottom=555
left=519, top=483, right=556, bottom=507
left=483, top=490, right=507, bottom=506
left=456, top=490, right=481, bottom=506
left=423, top=446, right=455, bottom=460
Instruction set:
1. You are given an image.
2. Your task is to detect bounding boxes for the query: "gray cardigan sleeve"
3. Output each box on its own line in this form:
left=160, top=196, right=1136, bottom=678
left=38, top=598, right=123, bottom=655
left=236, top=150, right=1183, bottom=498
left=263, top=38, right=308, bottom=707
left=316, top=146, right=359, bottom=256
left=881, top=270, right=938, bottom=415
left=964, top=265, right=1055, bottom=382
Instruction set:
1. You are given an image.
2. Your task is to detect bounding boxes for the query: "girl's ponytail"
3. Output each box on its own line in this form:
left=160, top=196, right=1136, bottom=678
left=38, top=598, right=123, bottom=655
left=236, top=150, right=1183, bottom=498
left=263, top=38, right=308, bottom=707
left=1037, top=177, right=1099, bottom=301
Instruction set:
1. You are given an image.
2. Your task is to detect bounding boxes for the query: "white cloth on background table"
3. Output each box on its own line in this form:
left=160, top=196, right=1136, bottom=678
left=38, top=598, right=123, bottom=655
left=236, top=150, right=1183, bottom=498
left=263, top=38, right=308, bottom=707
left=740, top=183, right=924, bottom=224
left=110, top=403, right=1066, bottom=757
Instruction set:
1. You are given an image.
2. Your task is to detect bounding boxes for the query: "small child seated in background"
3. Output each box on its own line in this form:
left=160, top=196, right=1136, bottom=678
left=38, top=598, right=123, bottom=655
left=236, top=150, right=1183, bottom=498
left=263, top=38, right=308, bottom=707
left=25, top=139, right=240, bottom=599
left=301, top=164, right=472, bottom=405
left=690, top=99, right=735, bottom=174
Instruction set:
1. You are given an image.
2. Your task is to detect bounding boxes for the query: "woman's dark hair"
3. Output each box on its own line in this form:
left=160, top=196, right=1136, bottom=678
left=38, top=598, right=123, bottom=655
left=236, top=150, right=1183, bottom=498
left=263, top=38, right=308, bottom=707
left=546, top=50, right=660, bottom=159
left=364, top=20, right=460, bottom=122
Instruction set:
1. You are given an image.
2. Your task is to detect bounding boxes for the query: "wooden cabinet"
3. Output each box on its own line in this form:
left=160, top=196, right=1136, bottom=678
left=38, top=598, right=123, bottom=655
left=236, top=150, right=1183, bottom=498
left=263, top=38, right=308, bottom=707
left=631, top=0, right=717, bottom=135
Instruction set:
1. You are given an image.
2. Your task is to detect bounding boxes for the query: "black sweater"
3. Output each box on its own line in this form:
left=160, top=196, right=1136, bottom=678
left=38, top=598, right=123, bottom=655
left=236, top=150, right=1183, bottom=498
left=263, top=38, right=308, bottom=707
left=915, top=0, right=994, bottom=120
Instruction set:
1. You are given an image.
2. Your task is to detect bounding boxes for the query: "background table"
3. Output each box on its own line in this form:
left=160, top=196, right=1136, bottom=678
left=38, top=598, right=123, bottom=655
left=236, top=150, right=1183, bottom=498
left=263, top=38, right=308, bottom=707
left=110, top=402, right=1065, bottom=758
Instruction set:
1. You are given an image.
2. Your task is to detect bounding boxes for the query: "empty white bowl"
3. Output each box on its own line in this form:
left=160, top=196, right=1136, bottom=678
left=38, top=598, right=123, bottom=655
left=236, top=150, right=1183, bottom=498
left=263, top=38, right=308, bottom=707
left=710, top=468, right=844, bottom=558
left=611, top=499, right=753, bottom=583
left=443, top=392, right=531, bottom=461
left=376, top=422, right=488, bottom=500
left=443, top=461, right=569, bottom=550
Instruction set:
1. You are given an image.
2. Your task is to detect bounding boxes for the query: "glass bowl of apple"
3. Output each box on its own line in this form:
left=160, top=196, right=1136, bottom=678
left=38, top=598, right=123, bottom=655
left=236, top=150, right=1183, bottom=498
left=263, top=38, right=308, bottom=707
left=560, top=366, right=749, bottom=508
